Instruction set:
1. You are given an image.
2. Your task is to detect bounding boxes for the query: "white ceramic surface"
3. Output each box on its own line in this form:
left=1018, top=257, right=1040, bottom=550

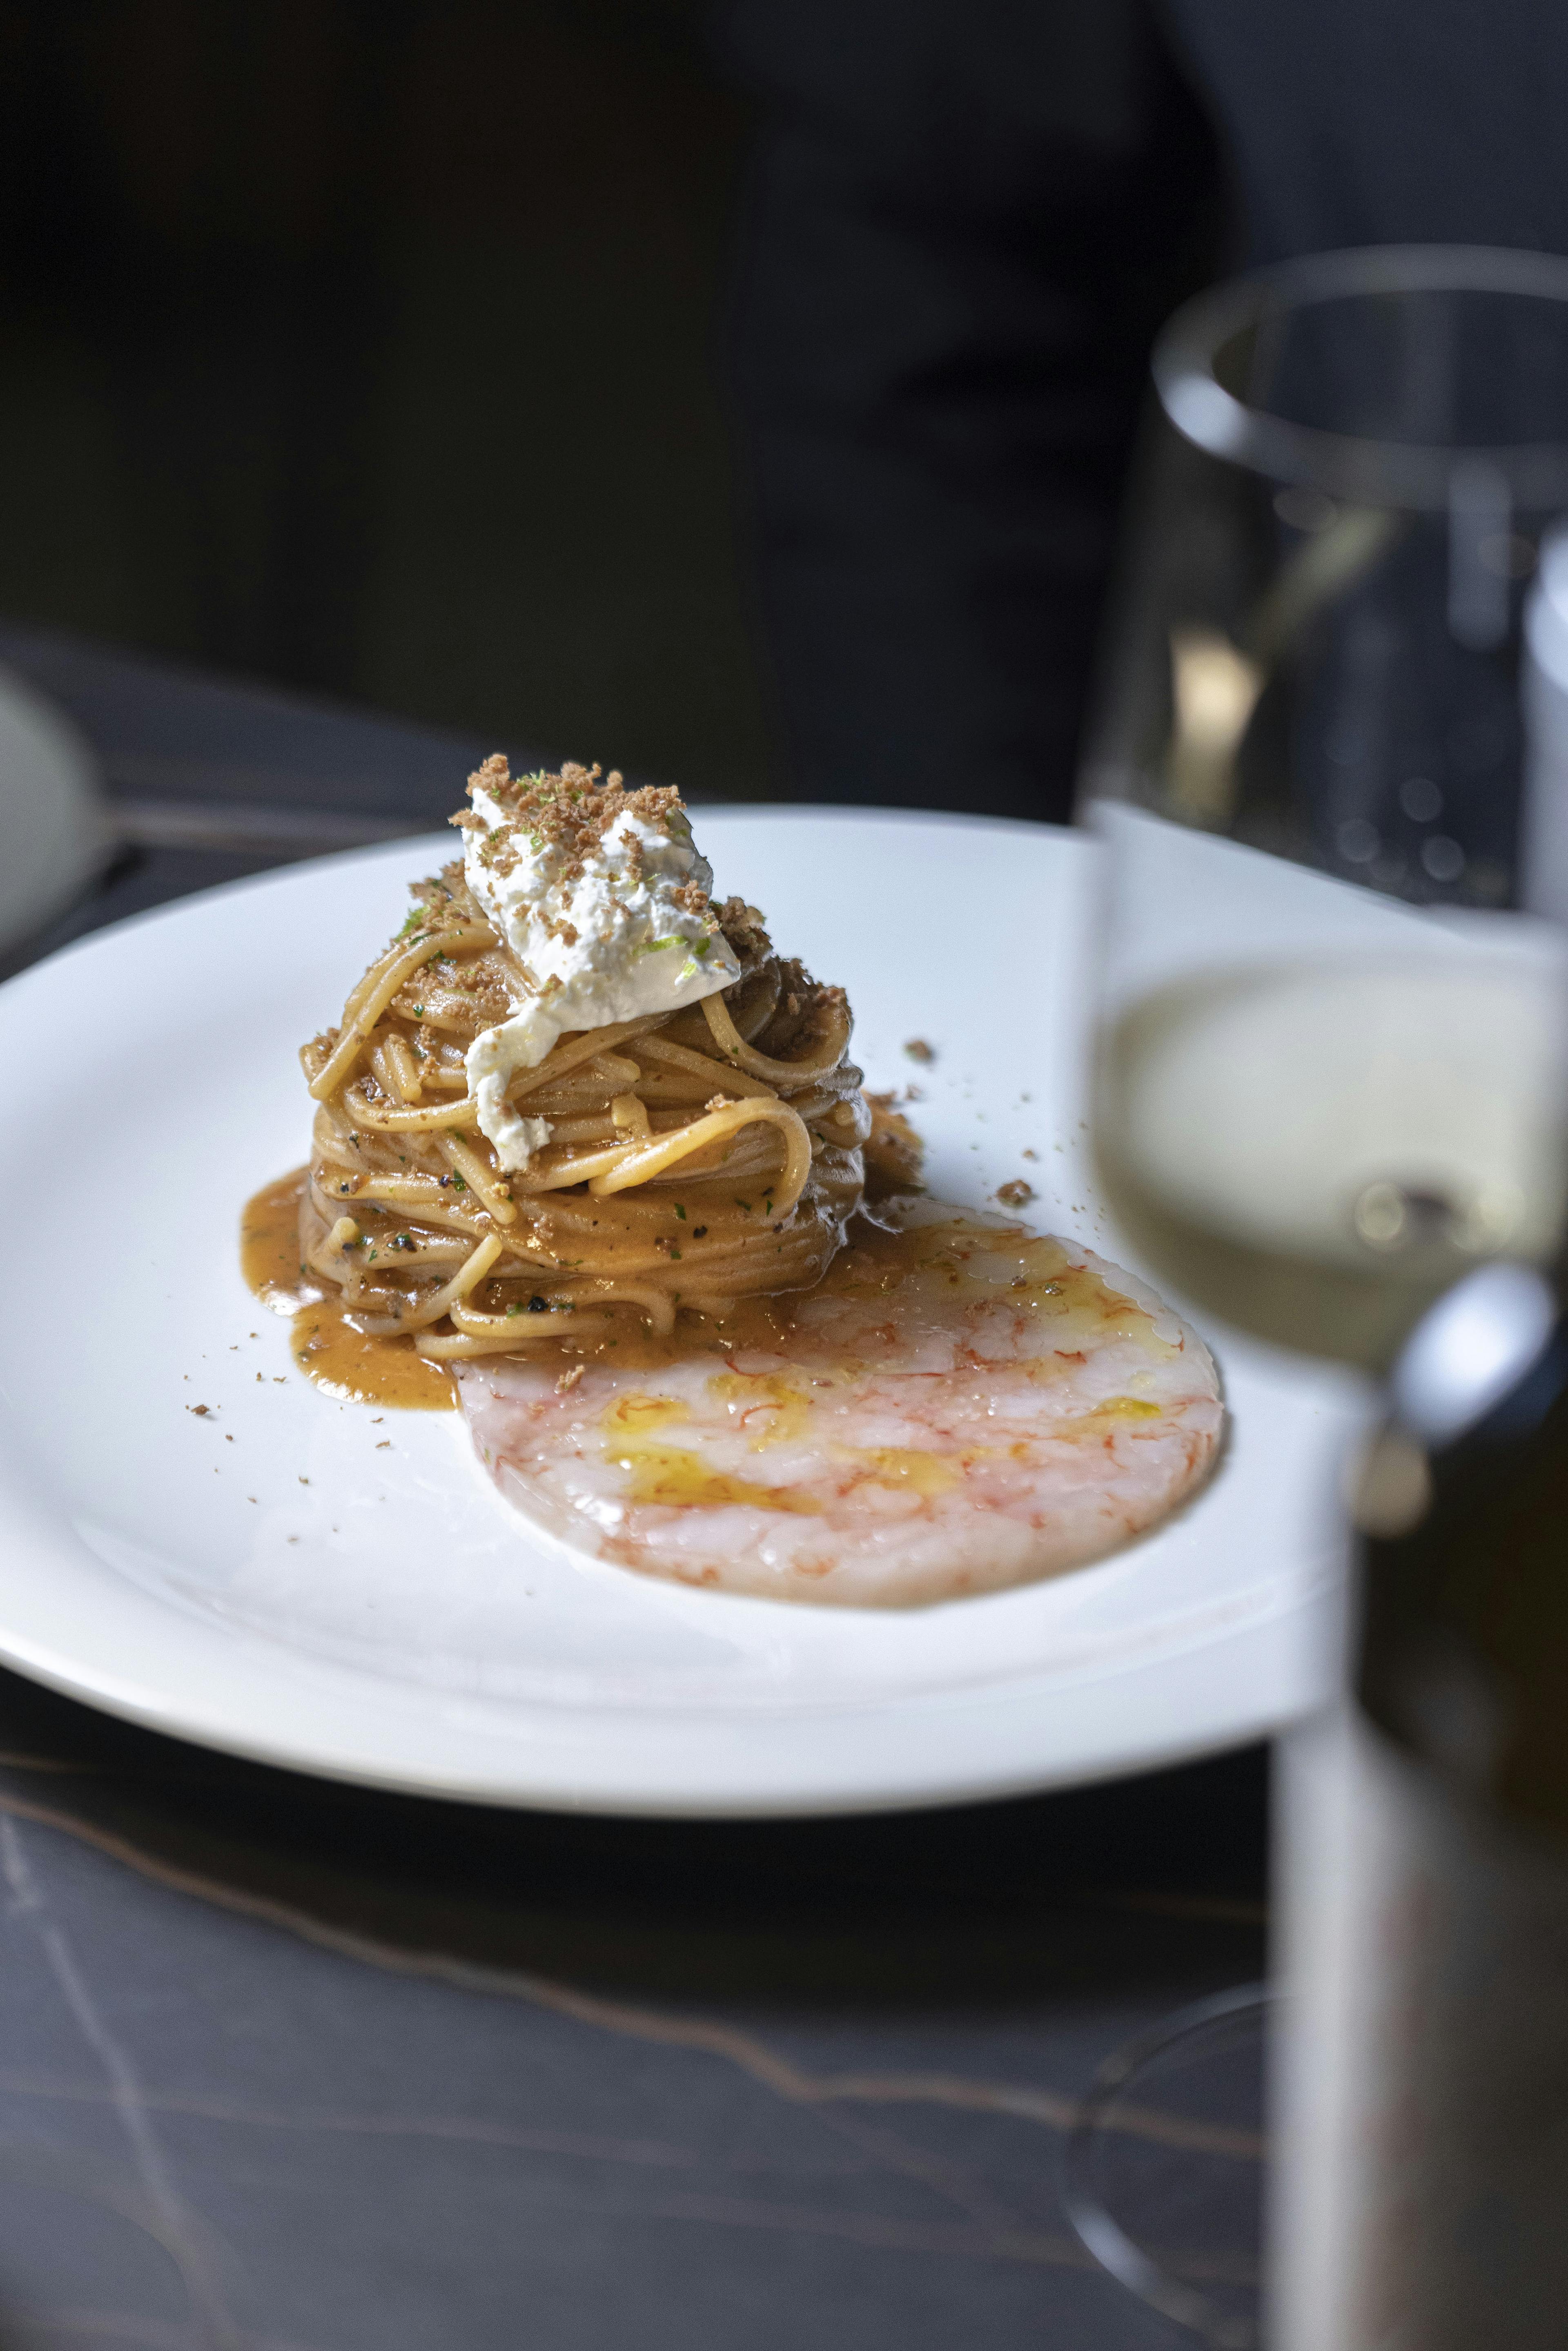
left=0, top=811, right=1369, bottom=1815
left=0, top=663, right=106, bottom=953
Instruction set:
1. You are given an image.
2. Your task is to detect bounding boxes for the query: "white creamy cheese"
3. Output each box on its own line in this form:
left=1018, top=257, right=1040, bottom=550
left=460, top=769, right=742, bottom=1170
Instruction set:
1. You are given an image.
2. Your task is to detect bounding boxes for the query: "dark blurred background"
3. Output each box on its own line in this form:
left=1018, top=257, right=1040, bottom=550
left=3, top=1, right=1566, bottom=830
left=0, top=1, right=770, bottom=798
left=0, top=0, right=1226, bottom=827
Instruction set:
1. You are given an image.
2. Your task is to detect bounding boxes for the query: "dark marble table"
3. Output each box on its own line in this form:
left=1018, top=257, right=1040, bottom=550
left=0, top=624, right=1267, bottom=2349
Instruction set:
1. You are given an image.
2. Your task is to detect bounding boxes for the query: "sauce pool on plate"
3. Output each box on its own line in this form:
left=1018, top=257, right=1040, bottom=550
left=241, top=1170, right=456, bottom=1410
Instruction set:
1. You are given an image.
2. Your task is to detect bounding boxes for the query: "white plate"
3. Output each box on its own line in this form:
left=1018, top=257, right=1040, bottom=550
left=0, top=812, right=1367, bottom=1815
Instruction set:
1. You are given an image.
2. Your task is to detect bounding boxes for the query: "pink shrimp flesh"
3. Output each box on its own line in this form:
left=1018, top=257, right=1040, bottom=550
left=454, top=1206, right=1223, bottom=1608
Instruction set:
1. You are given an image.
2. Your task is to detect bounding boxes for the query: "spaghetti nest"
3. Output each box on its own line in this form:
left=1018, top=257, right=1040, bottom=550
left=298, top=867, right=871, bottom=1359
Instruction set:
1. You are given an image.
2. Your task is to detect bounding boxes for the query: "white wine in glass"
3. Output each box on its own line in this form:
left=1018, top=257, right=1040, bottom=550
left=1095, top=929, right=1566, bottom=1373
left=1082, top=247, right=1568, bottom=1376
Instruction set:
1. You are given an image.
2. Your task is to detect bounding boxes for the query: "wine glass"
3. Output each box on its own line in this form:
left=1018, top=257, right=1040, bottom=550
left=1066, top=244, right=1568, bottom=2340
left=1081, top=243, right=1568, bottom=1379
left=1063, top=1986, right=1270, bottom=2351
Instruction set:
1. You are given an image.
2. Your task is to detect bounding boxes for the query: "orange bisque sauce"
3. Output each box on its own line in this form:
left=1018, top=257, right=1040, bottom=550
left=242, top=1174, right=1134, bottom=1418
left=240, top=1169, right=457, bottom=1411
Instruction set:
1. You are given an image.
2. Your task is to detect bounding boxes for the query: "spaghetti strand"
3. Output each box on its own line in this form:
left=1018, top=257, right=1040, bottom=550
left=300, top=820, right=867, bottom=1357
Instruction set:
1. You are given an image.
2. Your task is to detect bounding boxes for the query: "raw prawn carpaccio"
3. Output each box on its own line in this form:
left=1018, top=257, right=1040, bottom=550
left=454, top=1208, right=1223, bottom=1608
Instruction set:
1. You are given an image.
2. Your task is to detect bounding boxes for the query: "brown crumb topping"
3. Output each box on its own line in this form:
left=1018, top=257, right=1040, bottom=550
left=452, top=754, right=681, bottom=876
left=903, top=1037, right=935, bottom=1064
left=862, top=1094, right=924, bottom=1203
left=753, top=963, right=846, bottom=1059
left=442, top=755, right=725, bottom=950
left=995, top=1179, right=1035, bottom=1208
left=717, top=897, right=771, bottom=965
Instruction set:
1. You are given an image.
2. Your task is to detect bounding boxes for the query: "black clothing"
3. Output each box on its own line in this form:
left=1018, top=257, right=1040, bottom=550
left=720, top=2, right=1568, bottom=822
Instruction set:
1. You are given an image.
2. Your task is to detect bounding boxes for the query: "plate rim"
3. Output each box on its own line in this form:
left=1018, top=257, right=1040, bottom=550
left=0, top=807, right=1336, bottom=1814
left=2, top=797, right=1080, bottom=977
